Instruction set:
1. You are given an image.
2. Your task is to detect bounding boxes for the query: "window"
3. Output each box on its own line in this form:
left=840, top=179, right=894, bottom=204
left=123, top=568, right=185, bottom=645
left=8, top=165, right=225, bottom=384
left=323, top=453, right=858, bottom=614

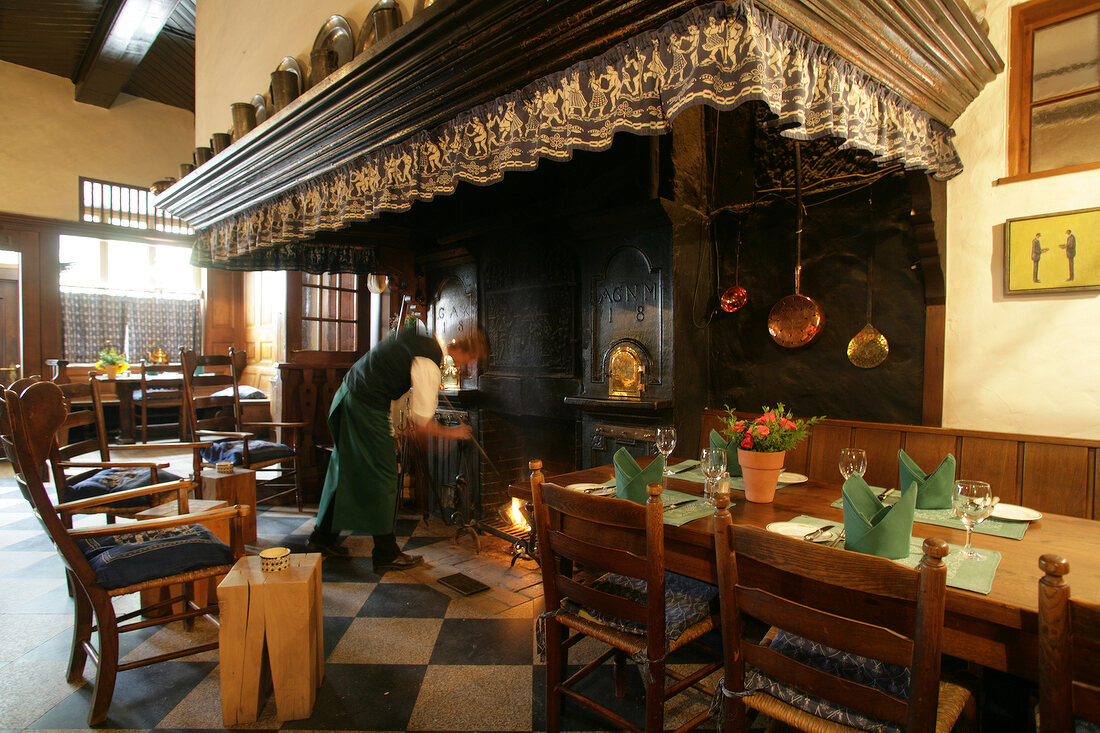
left=1008, top=0, right=1100, bottom=177
left=58, top=235, right=203, bottom=362
left=79, top=177, right=192, bottom=234
left=301, top=273, right=360, bottom=352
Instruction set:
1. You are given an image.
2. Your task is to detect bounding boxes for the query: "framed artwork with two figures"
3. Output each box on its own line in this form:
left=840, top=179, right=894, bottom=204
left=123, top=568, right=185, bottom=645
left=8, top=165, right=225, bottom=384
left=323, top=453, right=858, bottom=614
left=1004, top=206, right=1100, bottom=294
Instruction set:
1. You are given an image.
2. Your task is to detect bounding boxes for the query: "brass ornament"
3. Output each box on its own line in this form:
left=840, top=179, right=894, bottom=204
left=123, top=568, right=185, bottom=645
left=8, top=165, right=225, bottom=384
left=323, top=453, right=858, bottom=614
left=847, top=323, right=889, bottom=368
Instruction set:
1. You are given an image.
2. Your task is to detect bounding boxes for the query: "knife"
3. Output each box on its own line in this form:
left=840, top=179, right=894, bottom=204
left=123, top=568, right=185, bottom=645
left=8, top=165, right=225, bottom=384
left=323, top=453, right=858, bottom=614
left=664, top=498, right=699, bottom=510
left=668, top=460, right=700, bottom=474
left=803, top=524, right=835, bottom=541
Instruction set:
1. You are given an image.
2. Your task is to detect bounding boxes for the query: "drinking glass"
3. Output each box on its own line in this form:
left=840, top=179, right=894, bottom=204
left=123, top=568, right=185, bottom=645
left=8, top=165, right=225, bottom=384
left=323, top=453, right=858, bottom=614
left=655, top=427, right=677, bottom=476
left=700, top=447, right=727, bottom=506
left=953, top=480, right=993, bottom=559
left=839, top=448, right=867, bottom=480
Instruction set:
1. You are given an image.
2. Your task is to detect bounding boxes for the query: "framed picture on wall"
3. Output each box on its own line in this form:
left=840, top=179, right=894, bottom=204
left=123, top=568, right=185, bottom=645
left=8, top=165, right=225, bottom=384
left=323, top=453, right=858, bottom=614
left=1004, top=206, right=1100, bottom=294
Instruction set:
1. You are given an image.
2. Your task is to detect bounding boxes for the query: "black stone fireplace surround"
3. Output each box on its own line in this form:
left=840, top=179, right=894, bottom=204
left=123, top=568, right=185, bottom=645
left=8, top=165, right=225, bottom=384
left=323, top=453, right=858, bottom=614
left=408, top=105, right=933, bottom=487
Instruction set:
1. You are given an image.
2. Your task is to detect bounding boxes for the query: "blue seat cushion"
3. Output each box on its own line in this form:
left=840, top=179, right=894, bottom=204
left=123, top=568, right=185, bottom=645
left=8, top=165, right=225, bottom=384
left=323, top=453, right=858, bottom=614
left=77, top=525, right=233, bottom=590
left=200, top=439, right=294, bottom=466
left=1078, top=719, right=1100, bottom=733
left=743, top=629, right=910, bottom=732
left=63, top=468, right=183, bottom=508
left=562, top=571, right=718, bottom=643
left=132, top=387, right=180, bottom=401
left=211, top=385, right=266, bottom=399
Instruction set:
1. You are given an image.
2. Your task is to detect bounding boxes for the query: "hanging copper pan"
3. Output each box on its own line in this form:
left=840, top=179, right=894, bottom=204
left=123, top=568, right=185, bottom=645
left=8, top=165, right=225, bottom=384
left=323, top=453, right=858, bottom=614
left=768, top=142, right=824, bottom=348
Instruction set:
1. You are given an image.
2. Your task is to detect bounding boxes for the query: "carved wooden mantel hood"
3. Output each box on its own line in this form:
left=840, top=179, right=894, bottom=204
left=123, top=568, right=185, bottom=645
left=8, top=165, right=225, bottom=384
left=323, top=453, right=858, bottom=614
left=157, top=0, right=1001, bottom=272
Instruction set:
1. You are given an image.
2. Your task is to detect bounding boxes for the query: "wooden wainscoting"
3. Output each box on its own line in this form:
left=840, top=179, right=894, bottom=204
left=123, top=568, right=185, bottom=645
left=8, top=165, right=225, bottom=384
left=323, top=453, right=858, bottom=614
left=701, top=409, right=1099, bottom=520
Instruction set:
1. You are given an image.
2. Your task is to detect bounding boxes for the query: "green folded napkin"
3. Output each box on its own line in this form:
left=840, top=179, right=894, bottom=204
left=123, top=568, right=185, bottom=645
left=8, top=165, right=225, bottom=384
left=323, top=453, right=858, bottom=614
left=613, top=447, right=664, bottom=504
left=709, top=429, right=742, bottom=477
left=842, top=474, right=917, bottom=560
left=898, top=449, right=956, bottom=509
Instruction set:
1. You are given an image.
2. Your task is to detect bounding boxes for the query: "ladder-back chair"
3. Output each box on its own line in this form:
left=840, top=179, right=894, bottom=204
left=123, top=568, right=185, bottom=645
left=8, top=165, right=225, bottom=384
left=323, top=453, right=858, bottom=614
left=52, top=375, right=202, bottom=526
left=1038, top=554, right=1100, bottom=732
left=180, top=348, right=305, bottom=510
left=533, top=480, right=720, bottom=733
left=713, top=495, right=972, bottom=732
left=0, top=379, right=250, bottom=726
left=133, top=359, right=186, bottom=443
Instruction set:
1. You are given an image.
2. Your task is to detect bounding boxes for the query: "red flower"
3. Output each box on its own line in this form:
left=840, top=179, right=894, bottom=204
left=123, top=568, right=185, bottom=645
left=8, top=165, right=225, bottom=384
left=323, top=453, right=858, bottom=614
left=756, top=412, right=776, bottom=423
left=740, top=435, right=754, bottom=449
left=753, top=424, right=770, bottom=437
left=780, top=418, right=797, bottom=430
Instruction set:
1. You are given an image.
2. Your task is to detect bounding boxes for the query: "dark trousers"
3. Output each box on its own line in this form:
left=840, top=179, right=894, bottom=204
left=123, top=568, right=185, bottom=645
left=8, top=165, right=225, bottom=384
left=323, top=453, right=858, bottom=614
left=312, top=488, right=401, bottom=561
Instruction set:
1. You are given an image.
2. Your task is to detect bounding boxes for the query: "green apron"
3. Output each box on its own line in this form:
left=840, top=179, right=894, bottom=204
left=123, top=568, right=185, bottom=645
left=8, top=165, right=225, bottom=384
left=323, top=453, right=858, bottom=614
left=317, top=382, right=398, bottom=534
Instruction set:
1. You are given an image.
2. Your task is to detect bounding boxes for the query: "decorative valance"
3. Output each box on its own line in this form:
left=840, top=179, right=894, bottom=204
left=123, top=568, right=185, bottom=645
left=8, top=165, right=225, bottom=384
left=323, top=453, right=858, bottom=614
left=192, top=0, right=966, bottom=272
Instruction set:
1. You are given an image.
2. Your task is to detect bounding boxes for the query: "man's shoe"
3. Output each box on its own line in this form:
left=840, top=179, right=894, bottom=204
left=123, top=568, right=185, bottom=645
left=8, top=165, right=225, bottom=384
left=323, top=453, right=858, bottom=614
left=373, top=552, right=423, bottom=571
left=306, top=536, right=349, bottom=558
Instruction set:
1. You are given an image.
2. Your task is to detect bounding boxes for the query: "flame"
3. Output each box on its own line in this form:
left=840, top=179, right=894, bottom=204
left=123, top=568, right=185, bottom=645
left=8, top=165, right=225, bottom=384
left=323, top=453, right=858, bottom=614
left=507, top=498, right=530, bottom=531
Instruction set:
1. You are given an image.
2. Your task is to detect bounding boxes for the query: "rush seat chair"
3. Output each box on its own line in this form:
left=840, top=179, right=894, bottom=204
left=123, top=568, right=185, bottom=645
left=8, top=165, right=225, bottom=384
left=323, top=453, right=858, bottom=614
left=1037, top=554, right=1100, bottom=733
left=712, top=494, right=972, bottom=732
left=532, top=479, right=721, bottom=733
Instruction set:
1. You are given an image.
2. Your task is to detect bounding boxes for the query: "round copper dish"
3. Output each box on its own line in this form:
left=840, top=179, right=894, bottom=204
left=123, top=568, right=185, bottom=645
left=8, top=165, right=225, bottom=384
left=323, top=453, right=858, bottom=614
left=768, top=292, right=824, bottom=347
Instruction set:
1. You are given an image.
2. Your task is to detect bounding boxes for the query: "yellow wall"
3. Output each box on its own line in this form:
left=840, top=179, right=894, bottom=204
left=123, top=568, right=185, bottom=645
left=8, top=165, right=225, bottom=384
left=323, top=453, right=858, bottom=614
left=195, top=0, right=418, bottom=147
left=0, top=60, right=195, bottom=222
left=945, top=0, right=1100, bottom=440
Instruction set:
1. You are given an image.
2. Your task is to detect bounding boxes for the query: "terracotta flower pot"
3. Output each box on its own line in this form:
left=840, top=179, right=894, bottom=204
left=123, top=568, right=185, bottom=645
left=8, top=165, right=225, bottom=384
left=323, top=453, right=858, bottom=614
left=102, top=364, right=119, bottom=380
left=737, top=448, right=786, bottom=503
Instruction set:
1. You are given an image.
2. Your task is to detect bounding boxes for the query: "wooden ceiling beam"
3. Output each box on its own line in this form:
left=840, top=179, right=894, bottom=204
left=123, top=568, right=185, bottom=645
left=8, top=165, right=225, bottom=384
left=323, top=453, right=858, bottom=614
left=73, top=0, right=182, bottom=108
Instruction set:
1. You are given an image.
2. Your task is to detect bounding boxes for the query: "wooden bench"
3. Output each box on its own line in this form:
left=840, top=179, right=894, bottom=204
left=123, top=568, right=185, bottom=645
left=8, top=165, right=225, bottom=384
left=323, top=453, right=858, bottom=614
left=701, top=408, right=1099, bottom=520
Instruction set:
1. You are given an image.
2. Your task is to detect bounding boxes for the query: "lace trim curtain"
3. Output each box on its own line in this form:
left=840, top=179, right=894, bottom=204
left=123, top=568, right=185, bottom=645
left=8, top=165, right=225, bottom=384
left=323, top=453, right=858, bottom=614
left=61, top=292, right=200, bottom=363
left=125, top=297, right=201, bottom=362
left=193, top=0, right=964, bottom=273
left=60, top=292, right=127, bottom=363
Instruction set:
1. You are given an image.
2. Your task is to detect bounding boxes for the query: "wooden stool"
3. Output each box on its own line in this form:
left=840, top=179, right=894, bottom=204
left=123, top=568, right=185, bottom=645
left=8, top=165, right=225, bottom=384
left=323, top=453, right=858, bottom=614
left=200, top=468, right=257, bottom=543
left=135, top=498, right=230, bottom=616
left=217, top=552, right=324, bottom=725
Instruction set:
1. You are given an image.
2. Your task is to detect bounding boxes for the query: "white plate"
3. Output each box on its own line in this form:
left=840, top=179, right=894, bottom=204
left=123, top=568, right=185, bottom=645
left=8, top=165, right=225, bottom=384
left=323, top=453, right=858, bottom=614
left=565, top=483, right=614, bottom=496
left=779, top=472, right=808, bottom=484
left=766, top=521, right=835, bottom=542
left=990, top=503, right=1042, bottom=521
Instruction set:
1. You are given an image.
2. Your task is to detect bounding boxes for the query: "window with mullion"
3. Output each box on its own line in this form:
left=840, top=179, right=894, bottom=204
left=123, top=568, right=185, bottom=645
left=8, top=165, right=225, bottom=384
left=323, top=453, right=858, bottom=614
left=1009, top=0, right=1100, bottom=177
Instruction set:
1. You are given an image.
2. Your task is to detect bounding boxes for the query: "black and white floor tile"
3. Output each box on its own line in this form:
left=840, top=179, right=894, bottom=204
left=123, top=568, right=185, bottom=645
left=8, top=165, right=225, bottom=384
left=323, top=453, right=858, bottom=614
left=0, top=471, right=722, bottom=732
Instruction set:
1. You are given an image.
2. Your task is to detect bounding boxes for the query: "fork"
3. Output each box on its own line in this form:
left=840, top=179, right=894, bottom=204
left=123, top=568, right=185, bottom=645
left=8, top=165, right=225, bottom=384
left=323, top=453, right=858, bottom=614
left=827, top=529, right=846, bottom=548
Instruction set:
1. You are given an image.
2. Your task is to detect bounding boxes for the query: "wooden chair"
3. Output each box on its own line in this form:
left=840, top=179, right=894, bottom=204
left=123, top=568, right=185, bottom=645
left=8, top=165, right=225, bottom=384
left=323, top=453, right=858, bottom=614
left=1038, top=554, right=1100, bottom=732
left=132, top=360, right=186, bottom=443
left=51, top=375, right=203, bottom=526
left=180, top=348, right=306, bottom=511
left=0, top=379, right=250, bottom=726
left=532, top=479, right=720, bottom=733
left=712, top=494, right=972, bottom=732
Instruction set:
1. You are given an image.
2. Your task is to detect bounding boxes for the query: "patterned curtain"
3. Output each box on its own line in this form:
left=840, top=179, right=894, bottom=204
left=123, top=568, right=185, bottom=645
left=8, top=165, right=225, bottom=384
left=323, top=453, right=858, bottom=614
left=125, top=296, right=201, bottom=361
left=60, top=292, right=127, bottom=363
left=192, top=0, right=964, bottom=273
left=61, top=293, right=200, bottom=363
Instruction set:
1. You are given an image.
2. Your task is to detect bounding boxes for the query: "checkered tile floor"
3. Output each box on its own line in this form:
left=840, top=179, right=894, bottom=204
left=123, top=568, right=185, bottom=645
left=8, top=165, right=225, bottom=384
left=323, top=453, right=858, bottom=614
left=0, top=470, right=722, bottom=732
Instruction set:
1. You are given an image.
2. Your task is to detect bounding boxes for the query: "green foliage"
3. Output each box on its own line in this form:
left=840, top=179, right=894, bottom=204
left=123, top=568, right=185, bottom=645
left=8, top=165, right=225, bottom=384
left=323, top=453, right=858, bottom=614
left=719, top=403, right=825, bottom=453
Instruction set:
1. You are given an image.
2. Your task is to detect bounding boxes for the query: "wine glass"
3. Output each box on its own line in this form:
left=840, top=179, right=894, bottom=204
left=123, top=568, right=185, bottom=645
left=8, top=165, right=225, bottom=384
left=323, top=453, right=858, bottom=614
left=953, top=480, right=994, bottom=559
left=655, top=427, right=677, bottom=476
left=839, top=448, right=867, bottom=480
left=700, top=447, right=727, bottom=506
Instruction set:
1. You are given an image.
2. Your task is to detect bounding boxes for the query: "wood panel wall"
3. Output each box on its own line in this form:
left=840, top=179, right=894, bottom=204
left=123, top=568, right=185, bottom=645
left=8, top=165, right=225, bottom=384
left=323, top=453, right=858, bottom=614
left=701, top=408, right=1099, bottom=520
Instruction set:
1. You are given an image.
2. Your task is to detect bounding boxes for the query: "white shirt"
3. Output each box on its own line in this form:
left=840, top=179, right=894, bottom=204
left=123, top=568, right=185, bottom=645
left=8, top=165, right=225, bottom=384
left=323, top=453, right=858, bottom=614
left=408, top=356, right=441, bottom=425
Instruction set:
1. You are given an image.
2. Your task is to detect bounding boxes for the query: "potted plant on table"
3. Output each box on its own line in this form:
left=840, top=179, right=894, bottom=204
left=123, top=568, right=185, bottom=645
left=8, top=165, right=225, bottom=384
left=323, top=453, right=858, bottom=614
left=720, top=403, right=823, bottom=503
left=95, top=345, right=129, bottom=380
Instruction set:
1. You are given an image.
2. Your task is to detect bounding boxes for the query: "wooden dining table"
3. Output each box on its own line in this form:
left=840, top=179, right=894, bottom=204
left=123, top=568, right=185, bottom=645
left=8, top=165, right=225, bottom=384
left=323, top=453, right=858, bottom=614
left=509, top=460, right=1100, bottom=682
